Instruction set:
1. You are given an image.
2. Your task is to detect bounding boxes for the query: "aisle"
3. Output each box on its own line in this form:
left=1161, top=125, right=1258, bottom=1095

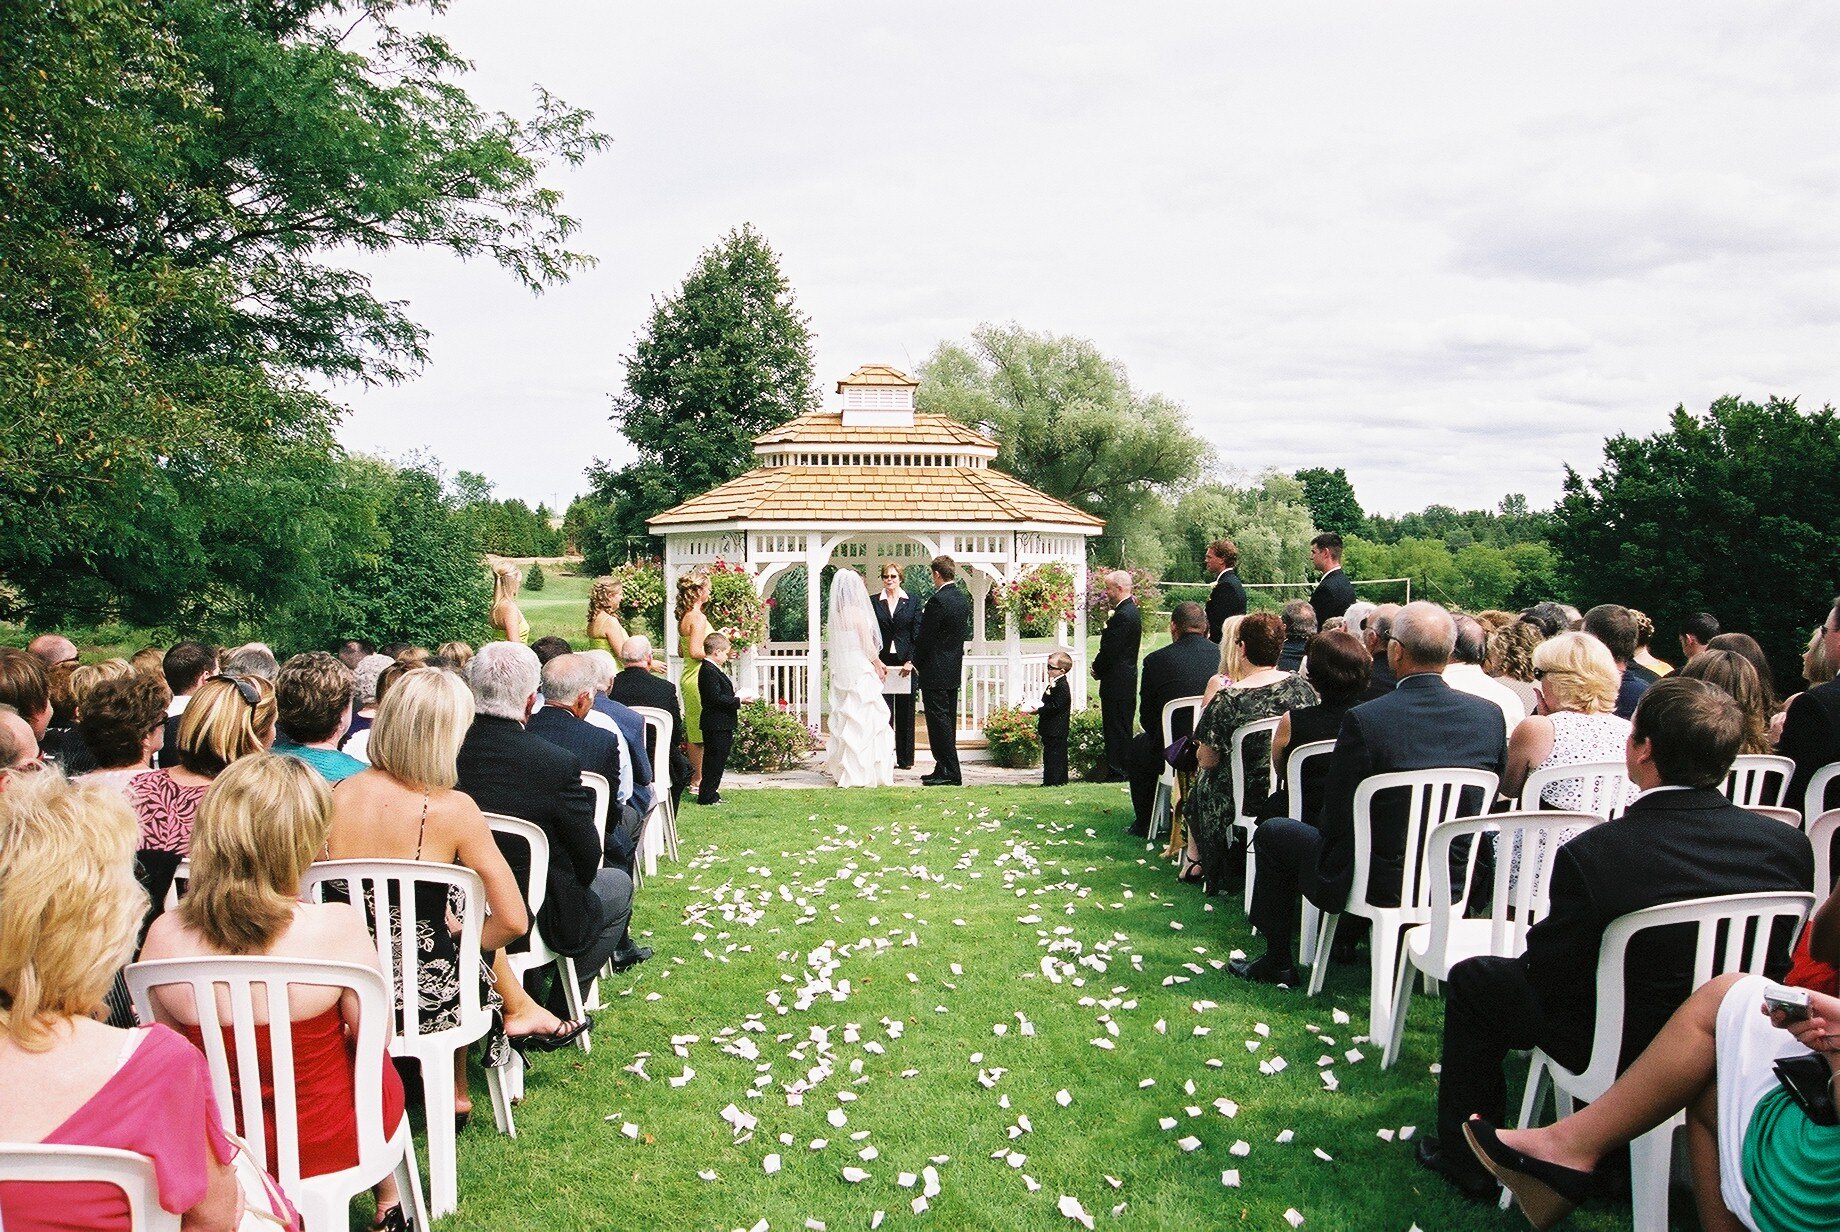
left=439, top=786, right=1628, bottom=1232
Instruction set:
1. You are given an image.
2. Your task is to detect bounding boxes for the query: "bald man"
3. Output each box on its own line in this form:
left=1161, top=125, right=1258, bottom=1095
left=0, top=704, right=40, bottom=787
left=1091, top=570, right=1142, bottom=793
left=27, top=634, right=78, bottom=668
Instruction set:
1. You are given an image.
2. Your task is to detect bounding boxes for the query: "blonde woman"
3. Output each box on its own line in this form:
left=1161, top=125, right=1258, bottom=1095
left=1200, top=614, right=1248, bottom=705
left=0, top=772, right=248, bottom=1231
left=435, top=641, right=474, bottom=672
left=489, top=562, right=529, bottom=644
left=1502, top=632, right=1630, bottom=804
left=140, top=754, right=409, bottom=1229
left=328, top=669, right=537, bottom=1128
left=128, top=673, right=277, bottom=917
left=676, top=571, right=713, bottom=791
left=1771, top=625, right=1836, bottom=743
left=587, top=576, right=628, bottom=659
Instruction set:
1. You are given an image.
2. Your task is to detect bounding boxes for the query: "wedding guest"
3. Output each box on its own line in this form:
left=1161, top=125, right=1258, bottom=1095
left=336, top=639, right=374, bottom=671
left=0, top=771, right=251, bottom=1232
left=40, top=660, right=83, bottom=772
left=74, top=670, right=171, bottom=794
left=25, top=633, right=78, bottom=667
left=611, top=636, right=691, bottom=811
left=130, top=646, right=166, bottom=678
left=1127, top=602, right=1217, bottom=836
left=1090, top=570, right=1142, bottom=784
left=1204, top=539, right=1246, bottom=643
left=1773, top=621, right=1837, bottom=746
left=874, top=563, right=919, bottom=769
left=1266, top=631, right=1372, bottom=823
left=1307, top=532, right=1356, bottom=622
left=273, top=652, right=365, bottom=783
left=1628, top=608, right=1672, bottom=681
left=580, top=648, right=652, bottom=817
left=676, top=571, right=713, bottom=793
left=221, top=643, right=279, bottom=682
left=587, top=577, right=629, bottom=659
left=1277, top=601, right=1316, bottom=671
left=0, top=706, right=40, bottom=788
left=1583, top=603, right=1649, bottom=718
left=1680, top=611, right=1720, bottom=661
left=1036, top=651, right=1073, bottom=787
left=529, top=653, right=635, bottom=868
left=1499, top=632, right=1629, bottom=806
left=1779, top=600, right=1840, bottom=818
left=1444, top=614, right=1526, bottom=738
left=1681, top=648, right=1775, bottom=754
left=1201, top=615, right=1248, bottom=707
left=1708, top=631, right=1778, bottom=715
left=1487, top=619, right=1546, bottom=716
left=915, top=557, right=971, bottom=787
left=0, top=648, right=51, bottom=742
left=435, top=641, right=473, bottom=673
left=1361, top=603, right=1402, bottom=701
left=696, top=633, right=741, bottom=806
left=159, top=641, right=218, bottom=763
left=340, top=653, right=396, bottom=758
left=490, top=562, right=529, bottom=645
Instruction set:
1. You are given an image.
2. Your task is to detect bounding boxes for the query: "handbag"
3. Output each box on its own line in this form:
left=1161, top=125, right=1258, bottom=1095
left=222, top=1129, right=299, bottom=1228
left=1164, top=735, right=1198, bottom=774
left=1773, top=1053, right=1838, bottom=1127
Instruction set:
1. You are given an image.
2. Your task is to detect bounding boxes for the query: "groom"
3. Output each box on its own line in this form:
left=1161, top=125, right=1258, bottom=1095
left=914, top=555, right=970, bottom=786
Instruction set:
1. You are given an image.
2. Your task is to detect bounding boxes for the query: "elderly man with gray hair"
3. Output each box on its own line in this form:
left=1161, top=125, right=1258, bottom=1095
left=1091, top=569, right=1143, bottom=793
left=1231, top=601, right=1508, bottom=987
left=1443, top=613, right=1525, bottom=737
left=580, top=648, right=654, bottom=817
left=529, top=652, right=638, bottom=871
left=1278, top=601, right=1317, bottom=672
left=609, top=634, right=691, bottom=811
left=459, top=644, right=649, bottom=1007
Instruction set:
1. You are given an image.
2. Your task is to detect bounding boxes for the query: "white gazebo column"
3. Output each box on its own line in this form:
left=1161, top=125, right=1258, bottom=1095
left=662, top=548, right=681, bottom=675
left=1003, top=562, right=1023, bottom=704
left=1072, top=557, right=1089, bottom=710
left=967, top=572, right=991, bottom=650
left=805, top=541, right=826, bottom=730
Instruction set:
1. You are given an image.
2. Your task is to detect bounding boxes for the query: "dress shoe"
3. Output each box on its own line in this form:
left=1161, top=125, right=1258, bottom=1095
left=920, top=773, right=946, bottom=785
left=1414, top=1136, right=1500, bottom=1203
left=1125, top=821, right=1149, bottom=838
left=608, top=944, right=653, bottom=972
left=1462, top=1118, right=1596, bottom=1229
left=896, top=762, right=914, bottom=770
left=1226, top=955, right=1302, bottom=987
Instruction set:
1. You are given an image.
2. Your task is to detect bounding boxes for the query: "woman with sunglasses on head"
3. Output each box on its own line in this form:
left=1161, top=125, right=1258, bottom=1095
left=126, top=673, right=277, bottom=922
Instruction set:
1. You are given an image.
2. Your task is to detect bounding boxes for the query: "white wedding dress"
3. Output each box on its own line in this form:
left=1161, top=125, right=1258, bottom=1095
left=824, top=570, right=897, bottom=788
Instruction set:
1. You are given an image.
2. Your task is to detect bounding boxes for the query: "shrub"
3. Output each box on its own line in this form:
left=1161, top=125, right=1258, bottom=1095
left=982, top=705, right=1042, bottom=768
left=1069, top=707, right=1109, bottom=780
left=525, top=562, right=546, bottom=592
left=1085, top=565, right=1163, bottom=623
left=731, top=700, right=815, bottom=772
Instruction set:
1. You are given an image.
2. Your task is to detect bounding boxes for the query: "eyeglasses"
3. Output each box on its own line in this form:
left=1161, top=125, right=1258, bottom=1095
left=208, top=673, right=262, bottom=709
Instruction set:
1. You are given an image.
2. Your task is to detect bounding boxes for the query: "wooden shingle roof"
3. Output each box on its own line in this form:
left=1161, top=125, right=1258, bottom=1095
left=648, top=465, right=1104, bottom=529
left=752, top=412, right=996, bottom=449
left=835, top=364, right=917, bottom=389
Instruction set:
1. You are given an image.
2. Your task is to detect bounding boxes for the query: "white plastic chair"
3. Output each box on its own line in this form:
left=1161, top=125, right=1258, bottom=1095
left=1746, top=805, right=1803, bottom=828
left=0, top=1144, right=178, bottom=1231
left=1380, top=811, right=1604, bottom=1070
left=580, top=771, right=611, bottom=861
left=1303, top=767, right=1501, bottom=1043
left=299, top=859, right=510, bottom=1220
left=1517, top=759, right=1633, bottom=819
left=1229, top=715, right=1283, bottom=914
left=629, top=705, right=679, bottom=875
left=1723, top=753, right=1795, bottom=807
left=162, top=859, right=193, bottom=913
left=1802, top=761, right=1840, bottom=829
left=123, top=956, right=428, bottom=1232
left=1282, top=739, right=1337, bottom=968
left=1810, top=808, right=1840, bottom=897
left=1509, top=890, right=1815, bottom=1231
left=483, top=814, right=588, bottom=1057
left=1148, top=694, right=1204, bottom=845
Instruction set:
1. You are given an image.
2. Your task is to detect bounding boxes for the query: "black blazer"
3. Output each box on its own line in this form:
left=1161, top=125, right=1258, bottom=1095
left=527, top=705, right=633, bottom=869
left=1779, top=679, right=1840, bottom=816
left=1092, top=597, right=1142, bottom=688
left=874, top=592, right=919, bottom=665
left=1137, top=632, right=1219, bottom=737
left=1206, top=570, right=1247, bottom=642
left=1309, top=568, right=1356, bottom=623
left=698, top=660, right=740, bottom=734
left=1036, top=675, right=1071, bottom=743
left=610, top=667, right=686, bottom=748
left=1521, top=787, right=1814, bottom=1071
left=913, top=582, right=970, bottom=692
left=456, top=715, right=605, bottom=957
left=1277, top=638, right=1308, bottom=673
left=1317, top=673, right=1509, bottom=908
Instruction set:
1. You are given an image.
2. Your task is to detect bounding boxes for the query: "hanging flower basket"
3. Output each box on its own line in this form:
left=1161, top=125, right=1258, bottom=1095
left=705, top=558, right=768, bottom=653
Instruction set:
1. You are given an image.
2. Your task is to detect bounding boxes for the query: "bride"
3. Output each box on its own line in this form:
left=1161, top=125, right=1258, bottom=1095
left=824, top=568, right=897, bottom=787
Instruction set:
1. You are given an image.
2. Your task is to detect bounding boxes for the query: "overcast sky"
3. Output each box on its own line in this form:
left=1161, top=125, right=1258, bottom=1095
left=330, top=2, right=1840, bottom=517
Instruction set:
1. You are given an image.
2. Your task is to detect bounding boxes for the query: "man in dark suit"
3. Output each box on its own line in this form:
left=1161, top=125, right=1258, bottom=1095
left=574, top=648, right=653, bottom=817
left=1779, top=597, right=1840, bottom=817
left=874, top=563, right=920, bottom=769
left=1307, top=532, right=1356, bottom=623
left=1233, top=602, right=1508, bottom=986
left=1277, top=600, right=1317, bottom=672
left=1584, top=603, right=1650, bottom=720
left=610, top=635, right=691, bottom=811
left=458, top=645, right=649, bottom=1012
left=913, top=556, right=970, bottom=785
left=528, top=653, right=637, bottom=872
left=1123, top=601, right=1219, bottom=836
left=1419, top=676, right=1814, bottom=1198
left=1091, top=570, right=1142, bottom=783
left=1359, top=604, right=1400, bottom=701
left=1204, top=540, right=1247, bottom=643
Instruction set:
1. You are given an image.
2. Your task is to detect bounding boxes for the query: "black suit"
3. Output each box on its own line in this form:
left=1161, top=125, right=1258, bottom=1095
left=456, top=715, right=632, bottom=990
left=1308, top=567, right=1356, bottom=623
left=1206, top=569, right=1247, bottom=642
left=1249, top=672, right=1508, bottom=960
left=1276, top=637, right=1308, bottom=673
left=1036, top=675, right=1071, bottom=786
left=610, top=666, right=691, bottom=810
left=875, top=591, right=920, bottom=767
left=1360, top=655, right=1398, bottom=702
left=1123, top=632, right=1219, bottom=828
left=1091, top=597, right=1142, bottom=781
left=1436, top=787, right=1813, bottom=1148
left=528, top=704, right=636, bottom=871
left=914, top=581, right=970, bottom=782
left=696, top=660, right=740, bottom=804
left=1779, top=679, right=1840, bottom=819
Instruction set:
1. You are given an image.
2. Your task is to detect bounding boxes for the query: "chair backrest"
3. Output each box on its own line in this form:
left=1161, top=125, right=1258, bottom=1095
left=0, top=1144, right=177, bottom=1232
left=580, top=771, right=611, bottom=852
left=1348, top=767, right=1502, bottom=919
left=1746, top=805, right=1804, bottom=828
left=481, top=813, right=558, bottom=968
left=1518, top=759, right=1633, bottom=820
left=1811, top=808, right=1840, bottom=898
left=162, top=859, right=193, bottom=913
left=298, top=859, right=488, bottom=1055
left=1804, top=761, right=1840, bottom=829
left=122, top=956, right=393, bottom=1197
left=1421, top=811, right=1605, bottom=961
left=1228, top=715, right=1284, bottom=827
left=1283, top=739, right=1337, bottom=825
left=1159, top=695, right=1205, bottom=746
left=1573, top=890, right=1815, bottom=1093
left=1724, top=753, right=1795, bottom=808
left=629, top=705, right=673, bottom=798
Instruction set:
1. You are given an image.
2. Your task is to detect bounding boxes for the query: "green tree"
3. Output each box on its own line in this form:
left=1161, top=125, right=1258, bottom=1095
left=586, top=224, right=819, bottom=553
left=917, top=325, right=1210, bottom=565
left=1553, top=395, right=1840, bottom=682
left=1294, top=467, right=1364, bottom=536
left=332, top=461, right=493, bottom=647
left=1169, top=474, right=1317, bottom=587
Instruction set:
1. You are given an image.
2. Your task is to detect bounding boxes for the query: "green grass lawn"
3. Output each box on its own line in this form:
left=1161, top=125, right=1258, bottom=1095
left=443, top=785, right=1664, bottom=1232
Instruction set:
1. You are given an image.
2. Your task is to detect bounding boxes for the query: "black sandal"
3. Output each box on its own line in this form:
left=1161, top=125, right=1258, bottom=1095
left=509, top=1017, right=591, bottom=1054
left=1461, top=1117, right=1597, bottom=1231
left=371, top=1204, right=410, bottom=1232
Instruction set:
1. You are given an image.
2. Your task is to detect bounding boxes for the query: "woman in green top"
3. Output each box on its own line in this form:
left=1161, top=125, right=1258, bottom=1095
left=1462, top=944, right=1840, bottom=1231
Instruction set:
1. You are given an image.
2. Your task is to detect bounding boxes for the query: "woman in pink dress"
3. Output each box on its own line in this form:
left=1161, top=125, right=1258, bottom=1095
left=0, top=770, right=270, bottom=1231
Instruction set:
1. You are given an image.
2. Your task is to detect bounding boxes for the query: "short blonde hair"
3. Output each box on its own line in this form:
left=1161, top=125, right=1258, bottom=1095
left=70, top=659, right=134, bottom=717
left=175, top=674, right=277, bottom=776
left=369, top=668, right=472, bottom=791
left=181, top=754, right=330, bottom=954
left=437, top=641, right=474, bottom=670
left=1215, top=615, right=1247, bottom=680
left=0, top=771, right=145, bottom=1048
left=1047, top=649, right=1073, bottom=674
left=1532, top=632, right=1620, bottom=714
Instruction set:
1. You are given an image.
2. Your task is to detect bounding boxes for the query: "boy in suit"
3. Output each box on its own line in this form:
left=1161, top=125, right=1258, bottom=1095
left=1033, top=650, right=1073, bottom=786
left=696, top=633, right=741, bottom=806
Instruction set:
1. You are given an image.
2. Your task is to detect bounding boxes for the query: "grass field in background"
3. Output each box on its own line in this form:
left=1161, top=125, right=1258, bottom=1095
left=439, top=785, right=1663, bottom=1231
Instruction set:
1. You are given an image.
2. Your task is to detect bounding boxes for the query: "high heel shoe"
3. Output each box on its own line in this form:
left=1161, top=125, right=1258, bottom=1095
left=1176, top=849, right=1204, bottom=884
left=1461, top=1117, right=1597, bottom=1230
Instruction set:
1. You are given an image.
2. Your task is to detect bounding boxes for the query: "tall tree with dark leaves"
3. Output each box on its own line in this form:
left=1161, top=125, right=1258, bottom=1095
left=581, top=225, right=819, bottom=562
left=1293, top=467, right=1365, bottom=537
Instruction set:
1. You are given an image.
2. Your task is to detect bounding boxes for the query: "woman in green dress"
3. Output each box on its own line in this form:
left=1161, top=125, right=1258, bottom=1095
left=676, top=571, right=712, bottom=794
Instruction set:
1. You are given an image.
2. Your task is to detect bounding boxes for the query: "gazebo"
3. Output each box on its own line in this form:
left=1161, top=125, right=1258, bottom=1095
left=648, top=365, right=1104, bottom=737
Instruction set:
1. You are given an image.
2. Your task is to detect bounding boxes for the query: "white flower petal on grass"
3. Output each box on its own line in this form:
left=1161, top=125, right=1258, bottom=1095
left=1056, top=1089, right=1073, bottom=1107
left=806, top=1221, right=827, bottom=1231
left=911, top=1196, right=928, bottom=1215
left=1154, top=1018, right=1167, bottom=1035
left=1089, top=1038, right=1115, bottom=1051
left=763, top=1153, right=783, bottom=1174
left=1221, top=1169, right=1241, bottom=1187
left=923, top=1166, right=941, bottom=1198
left=1313, top=1148, right=1333, bottom=1162
left=1023, top=1174, right=1042, bottom=1192
left=842, top=1166, right=871, bottom=1183
left=1158, top=1117, right=1178, bottom=1131
left=871, top=1214, right=884, bottom=1230
left=1178, top=1136, right=1202, bottom=1152
left=1398, top=1125, right=1417, bottom=1141
left=699, top=1170, right=719, bottom=1182
left=1376, top=1128, right=1395, bottom=1142
left=1006, top=1151, right=1027, bottom=1168
left=898, top=1173, right=917, bottom=1189
left=1284, top=1209, right=1305, bottom=1228
left=1230, top=1140, right=1251, bottom=1157
left=828, top=1109, right=848, bottom=1128
left=621, top=1122, right=640, bottom=1139
left=1275, top=1129, right=1294, bottom=1143
left=1344, top=1048, right=1364, bottom=1064
left=859, top=1146, right=879, bottom=1161
left=1057, top=1195, right=1096, bottom=1230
